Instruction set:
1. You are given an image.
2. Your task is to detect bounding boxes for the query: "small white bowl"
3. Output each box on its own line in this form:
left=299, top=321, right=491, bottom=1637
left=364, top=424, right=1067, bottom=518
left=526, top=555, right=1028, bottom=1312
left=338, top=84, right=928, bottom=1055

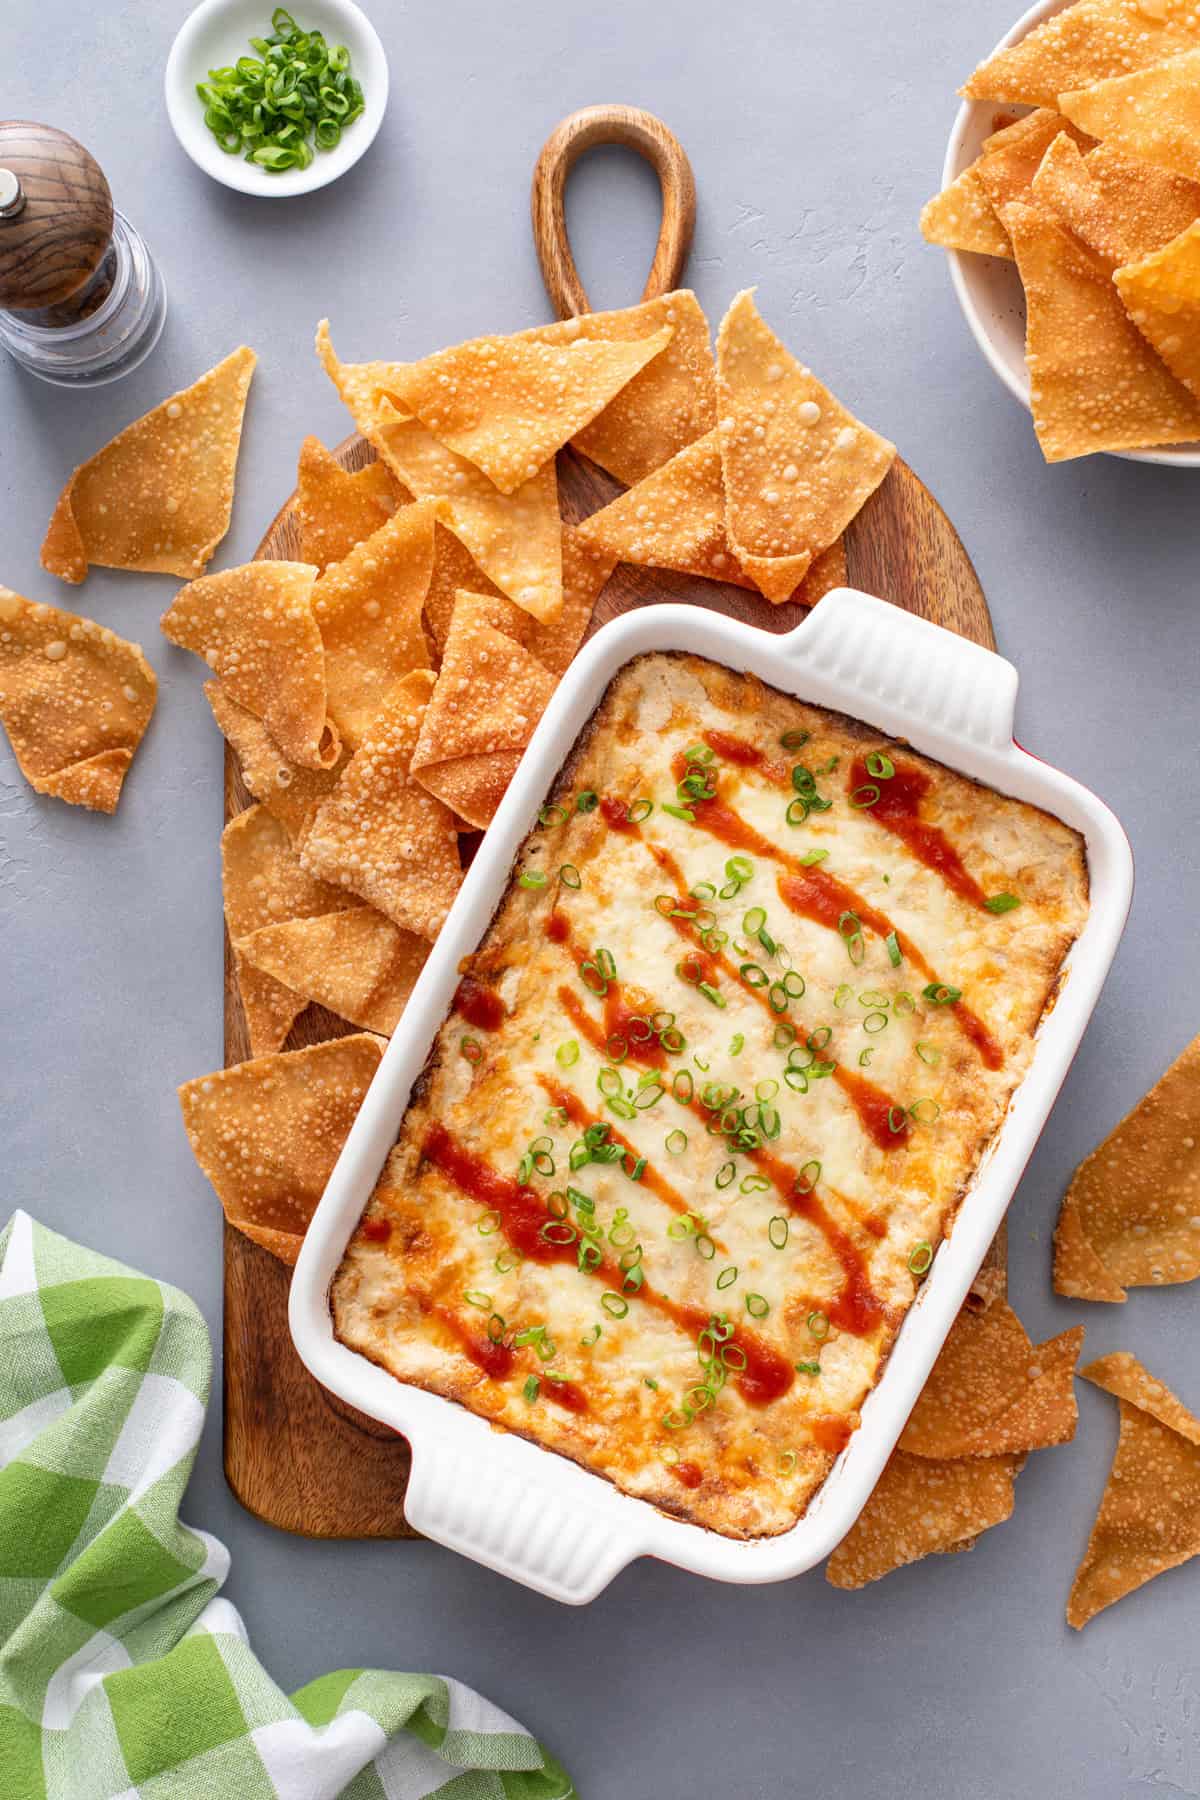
left=165, top=0, right=388, bottom=198
left=944, top=0, right=1200, bottom=466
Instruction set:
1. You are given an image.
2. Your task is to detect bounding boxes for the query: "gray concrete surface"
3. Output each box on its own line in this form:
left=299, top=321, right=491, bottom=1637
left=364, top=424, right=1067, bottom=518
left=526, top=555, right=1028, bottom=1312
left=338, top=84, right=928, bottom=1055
left=4, top=3, right=1199, bottom=1795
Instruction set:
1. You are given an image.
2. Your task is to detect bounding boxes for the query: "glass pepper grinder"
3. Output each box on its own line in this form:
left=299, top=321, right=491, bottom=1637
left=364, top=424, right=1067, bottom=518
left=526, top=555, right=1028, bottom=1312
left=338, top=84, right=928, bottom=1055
left=0, top=121, right=166, bottom=387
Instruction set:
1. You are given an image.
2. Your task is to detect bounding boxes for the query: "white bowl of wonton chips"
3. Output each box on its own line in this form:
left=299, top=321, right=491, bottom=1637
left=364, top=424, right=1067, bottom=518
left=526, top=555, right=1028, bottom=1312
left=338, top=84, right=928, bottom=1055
left=941, top=0, right=1200, bottom=467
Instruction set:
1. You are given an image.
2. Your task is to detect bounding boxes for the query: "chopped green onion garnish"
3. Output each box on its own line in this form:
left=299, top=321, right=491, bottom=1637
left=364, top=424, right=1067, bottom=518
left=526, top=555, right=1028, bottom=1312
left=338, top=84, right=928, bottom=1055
left=745, top=1293, right=769, bottom=1318
left=575, top=790, right=599, bottom=812
left=519, top=869, right=548, bottom=889
left=915, top=1040, right=941, bottom=1066
left=460, top=1035, right=482, bottom=1063
left=581, top=1323, right=602, bottom=1346
left=627, top=798, right=654, bottom=823
left=863, top=1010, right=889, bottom=1034
left=601, top=1292, right=629, bottom=1318
left=780, top=729, right=810, bottom=749
left=986, top=893, right=1020, bottom=913
left=729, top=1033, right=745, bottom=1056
left=885, top=931, right=902, bottom=967
left=794, top=1360, right=821, bottom=1376
left=768, top=1216, right=789, bottom=1249
left=662, top=802, right=695, bottom=823
left=195, top=8, right=365, bottom=173
left=922, top=982, right=962, bottom=1005
left=850, top=783, right=879, bottom=809
left=666, top=1129, right=688, bottom=1155
left=476, top=1210, right=501, bottom=1235
left=799, top=848, right=828, bottom=865
left=464, top=1290, right=492, bottom=1310
left=523, top=1375, right=540, bottom=1402
left=908, top=1098, right=941, bottom=1124
left=555, top=1039, right=580, bottom=1068
left=808, top=1310, right=829, bottom=1338
left=908, top=1240, right=934, bottom=1275
left=538, top=803, right=568, bottom=827
left=716, top=1265, right=738, bottom=1290
left=559, top=863, right=581, bottom=888
left=698, top=982, right=725, bottom=1008
left=865, top=751, right=895, bottom=780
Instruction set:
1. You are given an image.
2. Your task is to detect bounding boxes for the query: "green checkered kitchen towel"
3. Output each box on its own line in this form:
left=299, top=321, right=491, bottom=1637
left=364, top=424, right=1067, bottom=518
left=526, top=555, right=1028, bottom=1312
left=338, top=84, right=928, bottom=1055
left=0, top=1211, right=576, bottom=1800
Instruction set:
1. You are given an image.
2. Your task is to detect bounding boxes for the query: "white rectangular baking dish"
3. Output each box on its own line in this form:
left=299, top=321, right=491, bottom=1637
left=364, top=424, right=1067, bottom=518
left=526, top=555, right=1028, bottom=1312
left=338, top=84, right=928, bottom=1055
left=290, top=588, right=1132, bottom=1603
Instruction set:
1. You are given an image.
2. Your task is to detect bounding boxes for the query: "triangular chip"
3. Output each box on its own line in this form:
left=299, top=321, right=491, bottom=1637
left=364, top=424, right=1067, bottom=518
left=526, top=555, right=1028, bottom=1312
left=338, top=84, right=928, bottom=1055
left=1068, top=1353, right=1200, bottom=1627
left=296, top=437, right=401, bottom=571
left=716, top=291, right=895, bottom=602
left=161, top=561, right=337, bottom=769
left=1055, top=1033, right=1200, bottom=1300
left=384, top=324, right=673, bottom=493
left=178, top=1034, right=383, bottom=1265
left=921, top=160, right=1013, bottom=259
left=413, top=592, right=556, bottom=766
left=423, top=522, right=501, bottom=657
left=1004, top=199, right=1200, bottom=457
left=550, top=291, right=716, bottom=484
left=206, top=681, right=343, bottom=841
left=826, top=1450, right=1019, bottom=1589
left=411, top=592, right=557, bottom=830
left=413, top=749, right=525, bottom=832
left=1116, top=220, right=1200, bottom=400
left=962, top=0, right=1200, bottom=106
left=236, top=905, right=428, bottom=1036
left=311, top=499, right=435, bottom=749
left=974, top=110, right=1095, bottom=219
left=222, top=804, right=351, bottom=1055
left=1061, top=50, right=1200, bottom=185
left=317, top=323, right=563, bottom=623
left=41, top=347, right=255, bottom=583
left=576, top=430, right=755, bottom=589
left=529, top=525, right=614, bottom=674
left=899, top=1301, right=1083, bottom=1458
left=300, top=669, right=461, bottom=938
left=0, top=587, right=156, bottom=813
left=1033, top=136, right=1200, bottom=268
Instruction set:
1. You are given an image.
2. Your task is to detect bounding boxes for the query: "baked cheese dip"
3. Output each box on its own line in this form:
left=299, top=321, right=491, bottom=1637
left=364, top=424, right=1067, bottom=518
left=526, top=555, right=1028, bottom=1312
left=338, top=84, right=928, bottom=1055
left=332, top=653, right=1089, bottom=1538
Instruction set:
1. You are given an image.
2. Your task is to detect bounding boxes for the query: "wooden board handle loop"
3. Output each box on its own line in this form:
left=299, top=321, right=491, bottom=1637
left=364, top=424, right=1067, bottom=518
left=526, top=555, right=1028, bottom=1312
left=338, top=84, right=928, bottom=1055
left=531, top=105, right=696, bottom=320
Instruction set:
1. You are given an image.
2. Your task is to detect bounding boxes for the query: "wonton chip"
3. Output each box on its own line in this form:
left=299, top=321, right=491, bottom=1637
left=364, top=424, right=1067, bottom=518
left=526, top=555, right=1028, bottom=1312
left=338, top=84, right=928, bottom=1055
left=1055, top=1033, right=1200, bottom=1300
left=0, top=587, right=156, bottom=813
left=179, top=1034, right=382, bottom=1264
left=386, top=324, right=673, bottom=493
left=1061, top=51, right=1200, bottom=185
left=423, top=522, right=500, bottom=658
left=300, top=669, right=461, bottom=938
left=531, top=525, right=614, bottom=674
left=222, top=804, right=350, bottom=1056
left=237, top=905, right=428, bottom=1036
left=412, top=590, right=557, bottom=830
left=206, top=681, right=343, bottom=841
left=1004, top=200, right=1200, bottom=457
left=900, top=1300, right=1083, bottom=1459
left=296, top=437, right=401, bottom=572
left=161, top=561, right=337, bottom=769
left=577, top=430, right=755, bottom=589
left=974, top=111, right=1095, bottom=218
left=542, top=291, right=716, bottom=485
left=921, top=161, right=1014, bottom=259
left=1116, top=221, right=1200, bottom=400
left=1068, top=1353, right=1200, bottom=1627
left=961, top=0, right=1200, bottom=107
left=311, top=499, right=435, bottom=749
left=317, top=324, right=563, bottom=624
left=1033, top=137, right=1200, bottom=268
left=41, top=348, right=256, bottom=584
left=826, top=1451, right=1019, bottom=1589
left=716, top=291, right=895, bottom=602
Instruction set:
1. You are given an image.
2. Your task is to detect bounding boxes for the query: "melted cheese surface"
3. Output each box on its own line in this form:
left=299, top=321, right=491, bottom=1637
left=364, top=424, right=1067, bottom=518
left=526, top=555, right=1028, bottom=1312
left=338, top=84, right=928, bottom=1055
left=332, top=654, right=1089, bottom=1537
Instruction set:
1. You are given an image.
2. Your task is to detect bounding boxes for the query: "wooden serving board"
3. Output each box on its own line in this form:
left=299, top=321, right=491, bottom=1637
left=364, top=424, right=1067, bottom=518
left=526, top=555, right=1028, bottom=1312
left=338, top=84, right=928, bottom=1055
left=222, top=108, right=998, bottom=1539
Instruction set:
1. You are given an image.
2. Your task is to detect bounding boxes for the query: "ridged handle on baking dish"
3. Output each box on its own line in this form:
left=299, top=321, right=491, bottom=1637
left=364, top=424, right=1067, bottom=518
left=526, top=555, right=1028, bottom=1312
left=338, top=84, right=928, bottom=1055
left=787, top=589, right=1019, bottom=750
left=403, top=1437, right=639, bottom=1605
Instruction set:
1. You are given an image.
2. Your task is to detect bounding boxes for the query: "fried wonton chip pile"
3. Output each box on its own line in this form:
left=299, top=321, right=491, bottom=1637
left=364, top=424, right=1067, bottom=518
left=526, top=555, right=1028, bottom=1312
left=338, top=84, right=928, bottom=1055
left=221, top=804, right=353, bottom=1057
left=1055, top=1033, right=1200, bottom=1302
left=185, top=293, right=884, bottom=1254
left=0, top=587, right=157, bottom=812
left=923, top=2, right=1200, bottom=457
left=578, top=293, right=884, bottom=604
left=296, top=435, right=400, bottom=571
left=827, top=1297, right=1083, bottom=1588
left=42, top=348, right=256, bottom=583
left=1068, top=1353, right=1200, bottom=1627
left=179, top=1035, right=383, bottom=1264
